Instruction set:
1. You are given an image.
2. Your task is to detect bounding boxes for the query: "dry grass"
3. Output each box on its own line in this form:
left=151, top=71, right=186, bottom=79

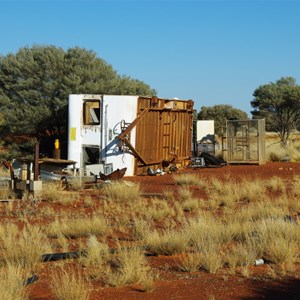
left=51, top=267, right=90, bottom=300
left=146, top=199, right=175, bottom=221
left=0, top=166, right=10, bottom=177
left=80, top=235, right=110, bottom=268
left=208, top=178, right=265, bottom=205
left=1, top=159, right=300, bottom=297
left=173, top=173, right=202, bottom=186
left=255, top=219, right=300, bottom=264
left=225, top=242, right=258, bottom=269
left=185, top=215, right=232, bottom=251
left=0, top=187, right=14, bottom=200
left=103, top=181, right=141, bottom=202
left=0, top=224, right=51, bottom=270
left=176, top=252, right=202, bottom=272
left=265, top=176, right=286, bottom=193
left=42, top=182, right=80, bottom=205
left=132, top=217, right=151, bottom=241
left=145, top=229, right=190, bottom=255
left=104, top=247, right=154, bottom=290
left=47, top=215, right=109, bottom=238
left=266, top=136, right=300, bottom=162
left=200, top=250, right=223, bottom=274
left=0, top=264, right=30, bottom=300
left=41, top=181, right=65, bottom=201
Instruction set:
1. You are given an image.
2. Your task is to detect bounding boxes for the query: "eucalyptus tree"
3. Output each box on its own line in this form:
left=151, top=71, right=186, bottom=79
left=198, top=104, right=248, bottom=135
left=251, top=77, right=300, bottom=145
left=0, top=45, right=155, bottom=158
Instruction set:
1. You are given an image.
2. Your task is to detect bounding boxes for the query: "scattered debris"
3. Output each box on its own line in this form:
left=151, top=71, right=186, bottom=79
left=199, top=152, right=227, bottom=167
left=147, top=167, right=166, bottom=176
left=99, top=167, right=127, bottom=181
left=24, top=274, right=39, bottom=286
left=254, top=258, right=265, bottom=266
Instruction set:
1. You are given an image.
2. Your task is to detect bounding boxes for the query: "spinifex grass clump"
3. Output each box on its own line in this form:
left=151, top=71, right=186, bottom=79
left=266, top=141, right=300, bottom=162
left=265, top=176, right=286, bottom=193
left=208, top=178, right=266, bottom=205
left=104, top=247, right=154, bottom=291
left=0, top=224, right=51, bottom=270
left=146, top=198, right=175, bottom=221
left=224, top=242, right=258, bottom=269
left=145, top=228, right=190, bottom=255
left=176, top=252, right=202, bottom=273
left=255, top=218, right=300, bottom=265
left=51, top=267, right=90, bottom=300
left=185, top=214, right=232, bottom=251
left=80, top=235, right=110, bottom=268
left=41, top=181, right=64, bottom=201
left=42, top=181, right=80, bottom=204
left=0, top=264, right=30, bottom=300
left=47, top=215, right=109, bottom=238
left=103, top=181, right=141, bottom=202
left=173, top=173, right=204, bottom=187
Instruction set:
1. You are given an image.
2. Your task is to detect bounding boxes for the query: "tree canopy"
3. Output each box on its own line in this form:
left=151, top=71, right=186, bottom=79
left=251, top=77, right=300, bottom=144
left=0, top=45, right=156, bottom=158
left=197, top=104, right=248, bottom=135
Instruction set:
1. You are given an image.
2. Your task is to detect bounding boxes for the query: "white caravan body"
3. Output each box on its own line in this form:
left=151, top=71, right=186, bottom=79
left=68, top=94, right=138, bottom=176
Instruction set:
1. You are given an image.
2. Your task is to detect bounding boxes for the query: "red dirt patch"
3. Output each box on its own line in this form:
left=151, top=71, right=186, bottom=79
left=1, top=162, right=300, bottom=299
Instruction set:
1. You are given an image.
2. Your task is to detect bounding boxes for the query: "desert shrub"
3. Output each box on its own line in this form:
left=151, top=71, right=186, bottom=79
left=51, top=268, right=90, bottom=300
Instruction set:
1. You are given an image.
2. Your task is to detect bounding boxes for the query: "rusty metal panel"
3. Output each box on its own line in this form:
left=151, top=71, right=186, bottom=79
left=134, top=97, right=194, bottom=173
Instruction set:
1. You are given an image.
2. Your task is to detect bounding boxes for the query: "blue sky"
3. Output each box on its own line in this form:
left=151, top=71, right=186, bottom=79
left=1, top=0, right=300, bottom=117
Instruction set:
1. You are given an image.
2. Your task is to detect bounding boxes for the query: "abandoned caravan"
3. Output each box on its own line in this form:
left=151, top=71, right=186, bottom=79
left=65, top=94, right=194, bottom=178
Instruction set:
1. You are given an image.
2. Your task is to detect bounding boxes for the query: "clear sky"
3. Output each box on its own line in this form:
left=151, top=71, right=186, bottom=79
left=1, top=0, right=300, bottom=117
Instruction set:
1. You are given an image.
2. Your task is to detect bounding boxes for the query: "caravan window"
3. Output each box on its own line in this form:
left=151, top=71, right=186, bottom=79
left=83, top=100, right=100, bottom=125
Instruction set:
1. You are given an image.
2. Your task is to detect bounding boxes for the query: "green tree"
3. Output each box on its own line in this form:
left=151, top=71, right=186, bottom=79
left=0, top=45, right=156, bottom=158
left=197, top=104, right=248, bottom=135
left=251, top=77, right=300, bottom=145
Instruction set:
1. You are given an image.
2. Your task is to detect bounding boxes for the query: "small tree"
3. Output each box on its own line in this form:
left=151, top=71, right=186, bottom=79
left=0, top=45, right=156, bottom=158
left=197, top=105, right=248, bottom=135
left=251, top=77, right=300, bottom=145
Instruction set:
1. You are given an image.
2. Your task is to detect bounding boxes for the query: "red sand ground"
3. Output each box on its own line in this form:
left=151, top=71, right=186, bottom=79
left=3, top=162, right=300, bottom=299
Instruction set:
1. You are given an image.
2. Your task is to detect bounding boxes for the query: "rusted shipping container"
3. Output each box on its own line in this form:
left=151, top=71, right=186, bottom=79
left=68, top=95, right=194, bottom=176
